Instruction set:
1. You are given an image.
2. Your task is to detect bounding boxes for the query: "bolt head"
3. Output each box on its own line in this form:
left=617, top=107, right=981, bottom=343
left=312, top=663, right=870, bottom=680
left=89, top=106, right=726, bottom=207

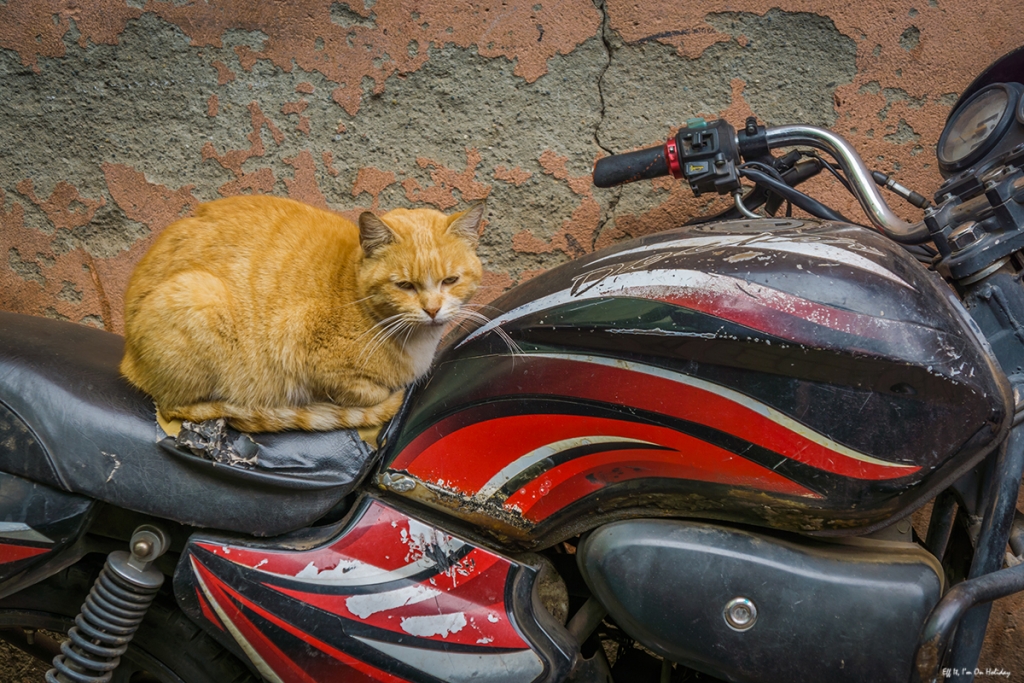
left=132, top=539, right=153, bottom=558
left=724, top=597, right=758, bottom=631
left=949, top=221, right=982, bottom=252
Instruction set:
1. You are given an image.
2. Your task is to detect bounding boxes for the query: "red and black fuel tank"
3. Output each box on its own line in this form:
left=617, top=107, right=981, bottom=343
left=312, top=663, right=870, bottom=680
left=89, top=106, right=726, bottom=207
left=376, top=219, right=1012, bottom=547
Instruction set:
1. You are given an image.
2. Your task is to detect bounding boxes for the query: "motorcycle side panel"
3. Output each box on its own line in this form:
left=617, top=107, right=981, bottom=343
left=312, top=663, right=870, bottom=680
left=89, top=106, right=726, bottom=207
left=578, top=519, right=943, bottom=683
left=377, top=220, right=1011, bottom=545
left=173, top=495, right=576, bottom=683
left=0, top=470, right=93, bottom=586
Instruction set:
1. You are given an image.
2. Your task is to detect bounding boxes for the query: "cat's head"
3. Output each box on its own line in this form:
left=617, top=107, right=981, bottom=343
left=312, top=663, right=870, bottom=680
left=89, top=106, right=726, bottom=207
left=356, top=203, right=485, bottom=327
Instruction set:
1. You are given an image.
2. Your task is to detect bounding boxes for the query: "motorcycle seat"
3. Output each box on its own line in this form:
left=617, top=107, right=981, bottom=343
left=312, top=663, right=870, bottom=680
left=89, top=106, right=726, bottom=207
left=0, top=312, right=377, bottom=536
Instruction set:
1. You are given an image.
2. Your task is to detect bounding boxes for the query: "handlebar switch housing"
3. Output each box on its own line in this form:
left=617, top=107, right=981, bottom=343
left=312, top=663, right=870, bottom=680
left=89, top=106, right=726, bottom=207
left=737, top=116, right=771, bottom=161
left=674, top=119, right=741, bottom=196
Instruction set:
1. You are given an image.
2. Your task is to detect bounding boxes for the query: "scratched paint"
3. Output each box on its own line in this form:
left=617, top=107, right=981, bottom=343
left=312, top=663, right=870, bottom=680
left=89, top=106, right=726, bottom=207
left=345, top=583, right=442, bottom=619
left=399, top=611, right=468, bottom=638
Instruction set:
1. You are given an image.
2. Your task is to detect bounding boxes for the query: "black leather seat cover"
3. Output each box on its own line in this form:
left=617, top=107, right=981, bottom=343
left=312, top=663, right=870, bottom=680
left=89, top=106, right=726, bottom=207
left=0, top=312, right=377, bottom=536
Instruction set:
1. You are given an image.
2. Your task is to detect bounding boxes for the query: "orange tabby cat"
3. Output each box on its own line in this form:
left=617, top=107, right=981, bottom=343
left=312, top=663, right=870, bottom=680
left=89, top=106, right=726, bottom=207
left=120, top=195, right=484, bottom=432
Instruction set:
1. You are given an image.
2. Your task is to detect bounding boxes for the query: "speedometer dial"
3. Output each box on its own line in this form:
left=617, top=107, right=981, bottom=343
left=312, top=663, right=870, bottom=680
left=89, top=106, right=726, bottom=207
left=939, top=84, right=1017, bottom=173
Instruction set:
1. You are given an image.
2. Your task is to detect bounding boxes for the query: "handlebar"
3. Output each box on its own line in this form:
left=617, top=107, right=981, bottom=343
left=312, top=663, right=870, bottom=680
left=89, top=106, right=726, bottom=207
left=765, top=125, right=929, bottom=243
left=593, top=122, right=931, bottom=244
left=592, top=144, right=669, bottom=188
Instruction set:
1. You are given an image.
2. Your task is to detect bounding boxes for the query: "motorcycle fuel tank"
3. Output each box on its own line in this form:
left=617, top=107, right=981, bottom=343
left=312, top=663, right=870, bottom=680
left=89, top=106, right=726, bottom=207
left=376, top=219, right=1011, bottom=547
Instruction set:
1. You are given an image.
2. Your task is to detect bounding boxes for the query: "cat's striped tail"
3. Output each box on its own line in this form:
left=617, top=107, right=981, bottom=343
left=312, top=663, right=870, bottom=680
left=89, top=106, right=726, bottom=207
left=161, top=392, right=404, bottom=432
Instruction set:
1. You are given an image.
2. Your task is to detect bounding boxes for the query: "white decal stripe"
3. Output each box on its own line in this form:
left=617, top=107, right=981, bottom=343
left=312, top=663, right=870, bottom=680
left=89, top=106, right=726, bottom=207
left=191, top=557, right=286, bottom=683
left=455, top=288, right=577, bottom=348
left=345, top=584, right=442, bottom=619
left=746, top=239, right=915, bottom=290
left=473, top=436, right=659, bottom=501
left=528, top=353, right=916, bottom=470
left=587, top=233, right=914, bottom=289
left=0, top=522, right=53, bottom=544
left=456, top=268, right=741, bottom=349
left=287, top=519, right=465, bottom=588
left=400, top=612, right=467, bottom=638
left=290, top=546, right=464, bottom=587
left=354, top=637, right=545, bottom=683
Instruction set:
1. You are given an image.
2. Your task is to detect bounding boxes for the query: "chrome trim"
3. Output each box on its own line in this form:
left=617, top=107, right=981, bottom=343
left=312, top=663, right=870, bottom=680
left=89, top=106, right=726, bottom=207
left=765, top=125, right=930, bottom=243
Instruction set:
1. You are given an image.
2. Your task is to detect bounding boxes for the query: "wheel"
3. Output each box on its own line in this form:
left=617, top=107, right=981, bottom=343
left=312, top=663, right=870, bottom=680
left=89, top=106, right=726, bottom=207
left=0, top=557, right=259, bottom=683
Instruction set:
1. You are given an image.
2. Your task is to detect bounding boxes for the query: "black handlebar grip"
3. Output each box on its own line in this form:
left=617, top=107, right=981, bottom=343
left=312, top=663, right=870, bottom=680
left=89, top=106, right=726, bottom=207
left=593, top=144, right=669, bottom=188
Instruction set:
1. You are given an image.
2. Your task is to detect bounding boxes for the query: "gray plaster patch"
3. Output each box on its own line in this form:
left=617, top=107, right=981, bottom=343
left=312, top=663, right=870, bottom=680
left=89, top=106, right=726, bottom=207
left=70, top=201, right=150, bottom=259
left=599, top=9, right=856, bottom=153
left=314, top=38, right=609, bottom=276
left=900, top=26, right=921, bottom=51
left=595, top=9, right=857, bottom=242
left=1, top=10, right=606, bottom=277
left=331, top=2, right=376, bottom=28
left=7, top=248, right=45, bottom=287
left=58, top=280, right=83, bottom=303
left=0, top=13, right=222, bottom=255
left=884, top=118, right=921, bottom=145
left=878, top=87, right=928, bottom=120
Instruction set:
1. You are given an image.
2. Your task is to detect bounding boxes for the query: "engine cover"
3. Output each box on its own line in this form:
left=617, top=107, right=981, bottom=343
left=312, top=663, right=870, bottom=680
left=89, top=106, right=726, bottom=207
left=579, top=519, right=943, bottom=683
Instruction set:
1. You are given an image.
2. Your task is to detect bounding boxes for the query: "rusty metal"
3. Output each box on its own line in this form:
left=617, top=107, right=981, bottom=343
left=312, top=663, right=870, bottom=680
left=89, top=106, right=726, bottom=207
left=914, top=561, right=1024, bottom=682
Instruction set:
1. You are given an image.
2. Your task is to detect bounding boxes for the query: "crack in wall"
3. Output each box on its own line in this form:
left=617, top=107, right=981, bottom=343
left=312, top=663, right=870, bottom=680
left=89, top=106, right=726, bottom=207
left=591, top=0, right=622, bottom=250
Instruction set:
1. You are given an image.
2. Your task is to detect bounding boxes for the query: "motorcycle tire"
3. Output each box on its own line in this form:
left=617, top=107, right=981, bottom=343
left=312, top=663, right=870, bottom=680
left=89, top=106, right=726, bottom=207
left=0, top=556, right=258, bottom=683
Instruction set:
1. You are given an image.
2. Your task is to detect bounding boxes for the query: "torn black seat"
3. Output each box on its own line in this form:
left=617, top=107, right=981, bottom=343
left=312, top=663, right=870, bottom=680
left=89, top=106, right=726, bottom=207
left=0, top=311, right=377, bottom=536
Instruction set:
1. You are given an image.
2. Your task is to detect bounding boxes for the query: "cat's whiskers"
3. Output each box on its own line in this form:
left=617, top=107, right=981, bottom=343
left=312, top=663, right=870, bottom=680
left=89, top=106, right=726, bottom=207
left=355, top=313, right=404, bottom=342
left=357, top=315, right=411, bottom=362
left=399, top=324, right=417, bottom=353
left=374, top=314, right=420, bottom=356
left=450, top=308, right=524, bottom=360
left=341, top=295, right=375, bottom=309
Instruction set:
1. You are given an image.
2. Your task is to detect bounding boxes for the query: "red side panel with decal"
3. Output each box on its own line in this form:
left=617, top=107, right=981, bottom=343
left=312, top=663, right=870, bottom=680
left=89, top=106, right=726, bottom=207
left=174, top=497, right=575, bottom=683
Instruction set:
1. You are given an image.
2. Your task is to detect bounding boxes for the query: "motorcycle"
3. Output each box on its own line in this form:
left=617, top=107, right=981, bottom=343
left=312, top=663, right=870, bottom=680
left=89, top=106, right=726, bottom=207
left=2, top=44, right=1024, bottom=683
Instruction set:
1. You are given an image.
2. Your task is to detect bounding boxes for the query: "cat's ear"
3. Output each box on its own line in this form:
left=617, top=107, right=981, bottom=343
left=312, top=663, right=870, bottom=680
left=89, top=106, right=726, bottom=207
left=446, top=201, right=486, bottom=248
left=359, top=212, right=396, bottom=257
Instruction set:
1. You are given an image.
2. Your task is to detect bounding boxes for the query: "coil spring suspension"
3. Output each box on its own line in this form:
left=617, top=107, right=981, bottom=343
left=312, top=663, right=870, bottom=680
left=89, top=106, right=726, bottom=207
left=47, top=525, right=169, bottom=683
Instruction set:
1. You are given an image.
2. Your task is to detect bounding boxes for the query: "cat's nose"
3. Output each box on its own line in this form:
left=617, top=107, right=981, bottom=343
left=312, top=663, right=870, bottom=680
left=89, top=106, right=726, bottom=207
left=424, top=306, right=440, bottom=319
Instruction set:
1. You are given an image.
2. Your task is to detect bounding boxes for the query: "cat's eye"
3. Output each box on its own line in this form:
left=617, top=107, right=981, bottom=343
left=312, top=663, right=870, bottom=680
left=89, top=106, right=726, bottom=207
left=395, top=281, right=417, bottom=291
left=442, top=276, right=460, bottom=286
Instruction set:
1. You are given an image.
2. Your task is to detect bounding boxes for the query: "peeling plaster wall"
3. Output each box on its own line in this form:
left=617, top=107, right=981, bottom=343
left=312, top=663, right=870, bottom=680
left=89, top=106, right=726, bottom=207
left=1, top=0, right=1024, bottom=668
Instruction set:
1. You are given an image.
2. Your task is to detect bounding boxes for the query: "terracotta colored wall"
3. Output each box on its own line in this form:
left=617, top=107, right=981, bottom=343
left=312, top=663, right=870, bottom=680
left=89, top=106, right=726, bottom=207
left=1, top=0, right=1023, bottom=669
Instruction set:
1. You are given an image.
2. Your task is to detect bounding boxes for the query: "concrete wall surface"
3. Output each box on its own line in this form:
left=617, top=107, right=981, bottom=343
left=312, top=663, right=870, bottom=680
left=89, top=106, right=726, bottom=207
left=2, top=0, right=1024, bottom=672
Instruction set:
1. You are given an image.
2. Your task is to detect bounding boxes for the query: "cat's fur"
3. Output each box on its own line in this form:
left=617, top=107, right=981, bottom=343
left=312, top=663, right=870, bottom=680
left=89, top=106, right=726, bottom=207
left=120, top=195, right=484, bottom=432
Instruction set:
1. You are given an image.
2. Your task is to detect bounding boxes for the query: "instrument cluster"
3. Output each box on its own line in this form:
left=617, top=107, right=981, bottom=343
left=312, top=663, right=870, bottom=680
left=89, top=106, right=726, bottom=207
left=937, top=47, right=1024, bottom=182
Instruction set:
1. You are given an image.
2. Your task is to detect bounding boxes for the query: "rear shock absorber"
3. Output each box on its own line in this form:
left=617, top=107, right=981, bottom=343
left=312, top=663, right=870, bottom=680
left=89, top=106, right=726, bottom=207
left=47, top=525, right=169, bottom=683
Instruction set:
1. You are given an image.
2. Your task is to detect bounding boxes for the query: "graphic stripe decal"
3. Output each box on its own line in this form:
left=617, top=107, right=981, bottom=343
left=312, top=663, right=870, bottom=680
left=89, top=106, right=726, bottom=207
left=456, top=268, right=906, bottom=350
left=194, top=554, right=411, bottom=683
left=0, top=543, right=50, bottom=564
left=401, top=412, right=819, bottom=499
left=585, top=233, right=914, bottom=290
left=473, top=436, right=663, bottom=502
left=180, top=499, right=569, bottom=682
left=192, top=557, right=287, bottom=683
left=0, top=522, right=53, bottom=544
left=528, top=353, right=914, bottom=470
